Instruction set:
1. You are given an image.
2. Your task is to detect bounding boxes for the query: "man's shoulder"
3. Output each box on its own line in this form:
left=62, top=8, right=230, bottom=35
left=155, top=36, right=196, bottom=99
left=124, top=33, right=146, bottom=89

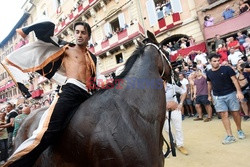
left=9, top=110, right=18, bottom=117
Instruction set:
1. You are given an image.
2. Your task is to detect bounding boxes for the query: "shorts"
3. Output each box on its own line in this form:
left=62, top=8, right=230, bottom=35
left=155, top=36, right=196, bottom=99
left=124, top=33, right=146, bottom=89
left=213, top=91, right=240, bottom=112
left=195, top=95, right=210, bottom=105
left=184, top=98, right=193, bottom=105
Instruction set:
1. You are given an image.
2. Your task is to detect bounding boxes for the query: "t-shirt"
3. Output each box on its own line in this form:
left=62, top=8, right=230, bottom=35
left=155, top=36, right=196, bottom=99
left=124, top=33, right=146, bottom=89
left=180, top=78, right=189, bottom=92
left=194, top=76, right=208, bottom=96
left=228, top=51, right=243, bottom=66
left=194, top=53, right=208, bottom=64
left=0, top=121, right=8, bottom=140
left=6, top=110, right=18, bottom=133
left=223, top=9, right=235, bottom=20
left=165, top=83, right=186, bottom=103
left=206, top=66, right=236, bottom=96
left=13, top=114, right=28, bottom=137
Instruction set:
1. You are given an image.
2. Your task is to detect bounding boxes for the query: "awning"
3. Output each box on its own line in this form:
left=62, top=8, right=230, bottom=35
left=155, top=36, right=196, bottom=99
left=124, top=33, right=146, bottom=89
left=170, top=42, right=207, bottom=61
left=204, top=11, right=250, bottom=40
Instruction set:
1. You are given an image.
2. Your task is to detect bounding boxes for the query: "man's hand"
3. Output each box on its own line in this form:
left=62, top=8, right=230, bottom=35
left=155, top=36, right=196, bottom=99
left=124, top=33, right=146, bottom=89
left=208, top=95, right=212, bottom=102
left=166, top=101, right=178, bottom=111
left=236, top=91, right=244, bottom=102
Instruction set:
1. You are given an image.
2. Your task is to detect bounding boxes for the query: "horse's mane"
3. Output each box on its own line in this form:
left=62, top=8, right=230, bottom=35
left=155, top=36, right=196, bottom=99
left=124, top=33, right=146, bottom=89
left=95, top=45, right=145, bottom=94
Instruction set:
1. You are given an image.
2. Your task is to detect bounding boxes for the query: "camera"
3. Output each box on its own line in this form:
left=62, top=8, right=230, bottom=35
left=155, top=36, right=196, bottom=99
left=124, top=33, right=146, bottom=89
left=171, top=59, right=183, bottom=69
left=240, top=62, right=250, bottom=69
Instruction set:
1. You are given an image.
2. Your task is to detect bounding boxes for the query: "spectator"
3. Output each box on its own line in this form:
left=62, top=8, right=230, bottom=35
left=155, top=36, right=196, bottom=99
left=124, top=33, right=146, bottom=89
left=207, top=53, right=245, bottom=144
left=227, top=37, right=240, bottom=51
left=165, top=0, right=172, bottom=15
left=214, top=34, right=225, bottom=50
left=222, top=5, right=235, bottom=20
left=163, top=81, right=188, bottom=155
left=12, top=105, right=31, bottom=139
left=194, top=51, right=208, bottom=65
left=179, top=38, right=187, bottom=49
left=236, top=60, right=249, bottom=121
left=228, top=48, right=244, bottom=66
left=0, top=103, right=18, bottom=149
left=239, top=0, right=250, bottom=14
left=193, top=69, right=213, bottom=122
left=178, top=73, right=189, bottom=120
left=188, top=36, right=196, bottom=46
left=204, top=14, right=214, bottom=27
left=244, top=0, right=250, bottom=6
left=243, top=34, right=250, bottom=55
left=216, top=44, right=228, bottom=64
left=196, top=60, right=205, bottom=72
left=237, top=31, right=247, bottom=45
left=156, top=3, right=164, bottom=20
left=0, top=112, right=8, bottom=165
left=161, top=1, right=167, bottom=16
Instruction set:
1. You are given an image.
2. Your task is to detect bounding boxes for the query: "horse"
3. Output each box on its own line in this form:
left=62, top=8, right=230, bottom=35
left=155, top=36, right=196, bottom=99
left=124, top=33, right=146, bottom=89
left=14, top=31, right=172, bottom=167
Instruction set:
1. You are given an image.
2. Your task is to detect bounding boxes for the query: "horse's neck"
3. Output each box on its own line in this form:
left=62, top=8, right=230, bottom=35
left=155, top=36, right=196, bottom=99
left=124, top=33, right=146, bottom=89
left=120, top=51, right=165, bottom=117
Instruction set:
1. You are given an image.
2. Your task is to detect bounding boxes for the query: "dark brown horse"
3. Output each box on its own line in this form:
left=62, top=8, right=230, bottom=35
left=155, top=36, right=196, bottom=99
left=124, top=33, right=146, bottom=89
left=14, top=31, right=172, bottom=167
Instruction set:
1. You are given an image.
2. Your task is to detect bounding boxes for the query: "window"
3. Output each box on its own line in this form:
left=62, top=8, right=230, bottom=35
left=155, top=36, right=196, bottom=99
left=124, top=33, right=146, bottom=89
left=115, top=53, right=123, bottom=64
left=13, top=88, right=17, bottom=96
left=207, top=0, right=217, bottom=5
left=110, top=18, right=120, bottom=33
left=103, top=13, right=126, bottom=38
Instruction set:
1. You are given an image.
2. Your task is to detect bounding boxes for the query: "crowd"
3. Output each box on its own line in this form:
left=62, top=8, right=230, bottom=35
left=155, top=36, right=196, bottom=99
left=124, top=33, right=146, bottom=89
left=204, top=0, right=250, bottom=28
left=156, top=0, right=172, bottom=20
left=163, top=30, right=250, bottom=155
left=0, top=95, right=52, bottom=165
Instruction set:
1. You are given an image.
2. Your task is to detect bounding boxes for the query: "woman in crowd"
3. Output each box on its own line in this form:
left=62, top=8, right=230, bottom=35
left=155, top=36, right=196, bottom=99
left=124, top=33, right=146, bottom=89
left=236, top=60, right=250, bottom=121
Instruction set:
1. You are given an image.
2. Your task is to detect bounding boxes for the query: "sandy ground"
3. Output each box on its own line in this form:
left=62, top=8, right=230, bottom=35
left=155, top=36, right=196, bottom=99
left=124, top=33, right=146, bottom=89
left=163, top=116, right=250, bottom=167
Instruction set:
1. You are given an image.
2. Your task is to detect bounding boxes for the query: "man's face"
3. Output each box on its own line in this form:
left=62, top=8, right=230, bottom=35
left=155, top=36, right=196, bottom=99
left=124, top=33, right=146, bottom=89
left=210, top=57, right=220, bottom=69
left=74, top=25, right=90, bottom=47
left=6, top=104, right=12, bottom=113
left=178, top=74, right=184, bottom=80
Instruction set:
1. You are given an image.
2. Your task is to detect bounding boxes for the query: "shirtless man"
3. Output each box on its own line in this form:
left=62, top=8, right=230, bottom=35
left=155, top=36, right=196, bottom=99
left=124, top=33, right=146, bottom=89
left=4, top=21, right=96, bottom=167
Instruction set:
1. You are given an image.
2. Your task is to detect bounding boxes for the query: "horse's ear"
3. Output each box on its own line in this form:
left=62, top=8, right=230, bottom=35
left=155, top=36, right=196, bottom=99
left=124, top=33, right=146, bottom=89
left=147, top=30, right=158, bottom=44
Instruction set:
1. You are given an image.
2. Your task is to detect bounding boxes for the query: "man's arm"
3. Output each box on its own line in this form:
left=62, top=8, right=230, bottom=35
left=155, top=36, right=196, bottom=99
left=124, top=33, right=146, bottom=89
left=0, top=118, right=15, bottom=128
left=231, top=75, right=244, bottom=101
left=193, top=85, right=197, bottom=100
left=207, top=81, right=212, bottom=102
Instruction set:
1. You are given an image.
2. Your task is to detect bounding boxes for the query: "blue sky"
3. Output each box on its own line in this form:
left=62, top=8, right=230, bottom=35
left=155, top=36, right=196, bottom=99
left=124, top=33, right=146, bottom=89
left=0, top=0, right=25, bottom=42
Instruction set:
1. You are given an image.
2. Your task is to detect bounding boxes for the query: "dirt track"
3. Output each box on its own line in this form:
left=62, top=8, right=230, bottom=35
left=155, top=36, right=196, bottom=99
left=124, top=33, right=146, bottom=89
left=163, top=116, right=250, bottom=167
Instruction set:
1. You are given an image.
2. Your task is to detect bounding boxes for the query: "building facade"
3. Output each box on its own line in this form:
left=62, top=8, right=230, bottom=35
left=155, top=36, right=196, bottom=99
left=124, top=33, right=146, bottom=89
left=1, top=0, right=249, bottom=104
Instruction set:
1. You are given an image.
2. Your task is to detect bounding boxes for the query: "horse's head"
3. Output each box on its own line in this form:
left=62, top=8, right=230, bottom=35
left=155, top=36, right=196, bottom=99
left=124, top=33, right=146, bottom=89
left=139, top=31, right=172, bottom=82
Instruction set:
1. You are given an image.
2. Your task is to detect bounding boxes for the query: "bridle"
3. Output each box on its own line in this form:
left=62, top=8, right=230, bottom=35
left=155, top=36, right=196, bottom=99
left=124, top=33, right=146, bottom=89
left=145, top=43, right=174, bottom=82
left=145, top=42, right=177, bottom=158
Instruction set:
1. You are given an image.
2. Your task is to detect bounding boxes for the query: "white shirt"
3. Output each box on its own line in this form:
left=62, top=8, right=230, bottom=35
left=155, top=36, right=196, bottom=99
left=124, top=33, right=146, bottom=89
left=165, top=83, right=186, bottom=103
left=228, top=51, right=243, bottom=66
left=180, top=78, right=189, bottom=92
left=194, top=53, right=208, bottom=64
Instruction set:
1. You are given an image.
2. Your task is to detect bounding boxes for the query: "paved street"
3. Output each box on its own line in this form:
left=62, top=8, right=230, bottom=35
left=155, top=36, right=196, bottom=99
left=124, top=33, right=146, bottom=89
left=164, top=116, right=250, bottom=167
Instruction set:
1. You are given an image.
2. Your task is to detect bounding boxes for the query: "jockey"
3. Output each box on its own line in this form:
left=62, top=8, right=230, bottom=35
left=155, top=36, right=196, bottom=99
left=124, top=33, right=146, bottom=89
left=2, top=19, right=99, bottom=167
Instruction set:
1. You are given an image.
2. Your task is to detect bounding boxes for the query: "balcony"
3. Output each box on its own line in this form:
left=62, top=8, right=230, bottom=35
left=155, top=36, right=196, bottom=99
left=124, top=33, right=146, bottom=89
left=55, top=0, right=98, bottom=34
left=89, top=23, right=145, bottom=56
left=154, top=13, right=182, bottom=36
left=204, top=11, right=250, bottom=40
left=0, top=81, right=15, bottom=92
